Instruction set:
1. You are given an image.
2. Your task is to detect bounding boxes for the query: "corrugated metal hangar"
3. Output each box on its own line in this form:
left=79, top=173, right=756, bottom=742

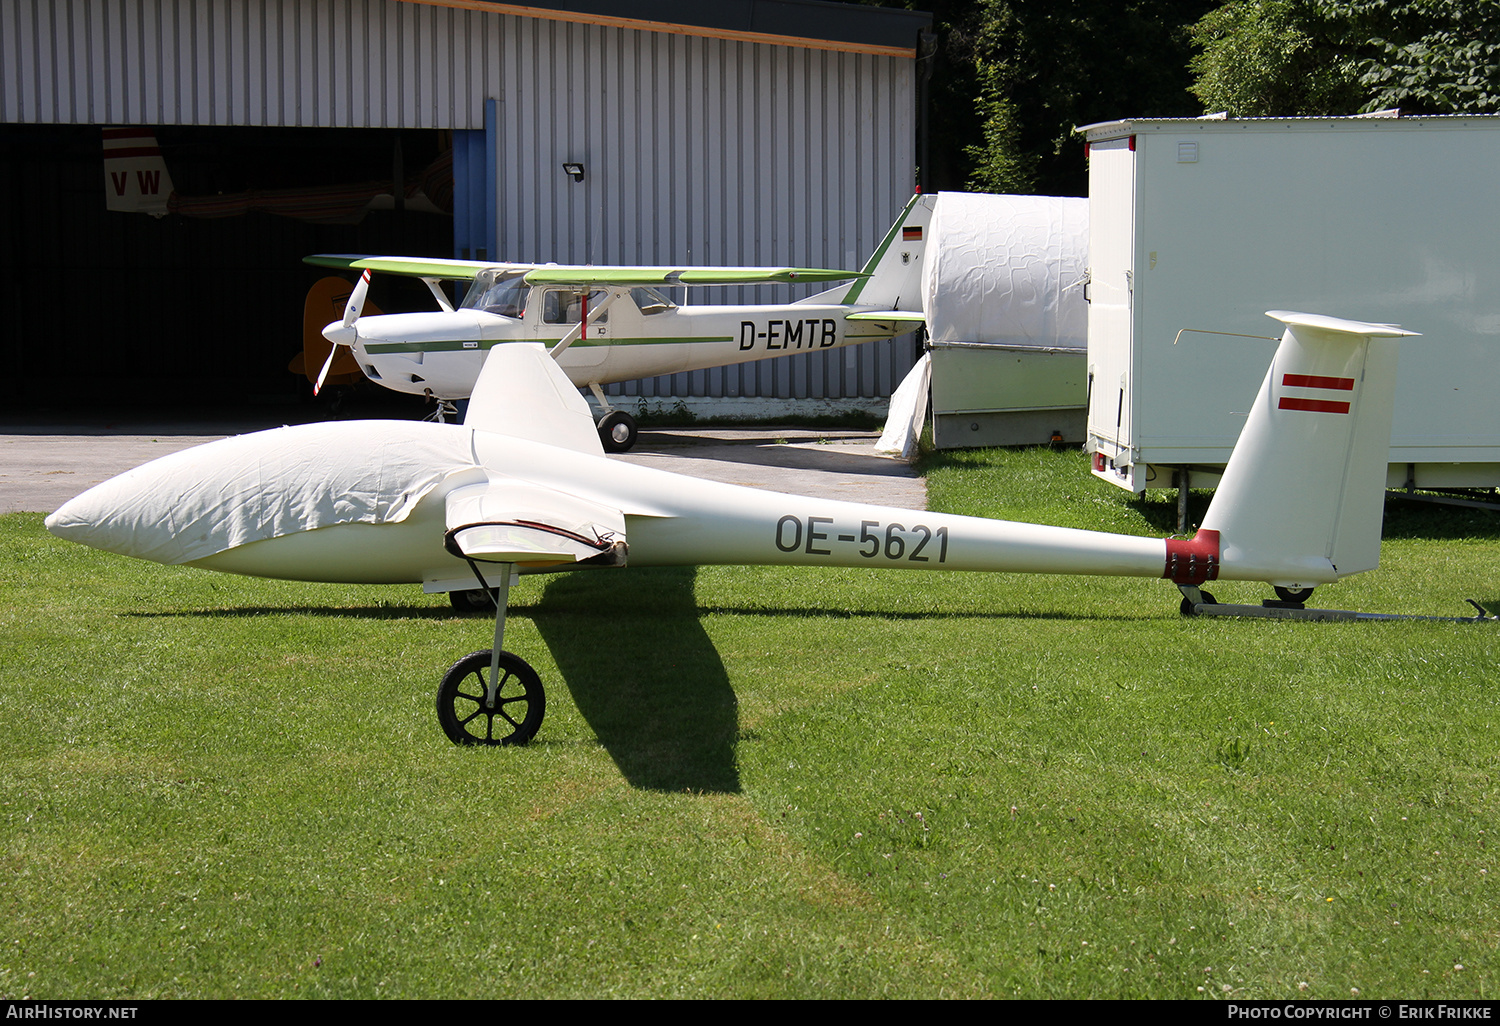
left=0, top=0, right=931, bottom=415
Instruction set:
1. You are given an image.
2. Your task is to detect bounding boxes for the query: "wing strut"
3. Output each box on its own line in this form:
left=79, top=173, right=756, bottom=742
left=549, top=288, right=626, bottom=360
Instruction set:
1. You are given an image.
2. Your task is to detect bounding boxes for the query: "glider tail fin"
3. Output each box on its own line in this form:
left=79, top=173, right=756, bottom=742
left=102, top=127, right=175, bottom=218
left=1197, top=311, right=1417, bottom=587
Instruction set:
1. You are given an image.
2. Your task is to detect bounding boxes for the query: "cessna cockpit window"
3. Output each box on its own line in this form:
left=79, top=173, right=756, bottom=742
left=630, top=286, right=677, bottom=315
left=542, top=289, right=610, bottom=325
left=461, top=270, right=528, bottom=319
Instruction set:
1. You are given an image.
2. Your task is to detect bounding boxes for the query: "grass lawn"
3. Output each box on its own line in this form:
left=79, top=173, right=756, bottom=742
left=2, top=447, right=1496, bottom=998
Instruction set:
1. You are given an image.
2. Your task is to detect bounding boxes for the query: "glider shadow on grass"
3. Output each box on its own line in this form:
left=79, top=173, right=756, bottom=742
left=531, top=566, right=740, bottom=795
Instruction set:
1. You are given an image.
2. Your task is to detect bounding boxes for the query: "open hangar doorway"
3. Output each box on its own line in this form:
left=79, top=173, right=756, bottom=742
left=0, top=123, right=453, bottom=421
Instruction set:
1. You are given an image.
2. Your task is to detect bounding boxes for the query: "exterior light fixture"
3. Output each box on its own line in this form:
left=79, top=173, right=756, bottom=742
left=562, top=162, right=585, bottom=182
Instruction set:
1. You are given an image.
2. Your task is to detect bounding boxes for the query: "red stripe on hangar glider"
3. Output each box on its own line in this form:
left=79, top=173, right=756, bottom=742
left=1282, top=373, right=1354, bottom=390
left=1279, top=397, right=1351, bottom=414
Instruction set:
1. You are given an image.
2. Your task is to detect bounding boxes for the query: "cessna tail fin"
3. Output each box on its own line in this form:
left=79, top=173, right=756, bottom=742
left=797, top=193, right=936, bottom=311
left=1196, top=311, right=1418, bottom=587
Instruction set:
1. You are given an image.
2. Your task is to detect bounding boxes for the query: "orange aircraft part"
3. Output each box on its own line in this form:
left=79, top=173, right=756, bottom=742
left=291, top=276, right=381, bottom=385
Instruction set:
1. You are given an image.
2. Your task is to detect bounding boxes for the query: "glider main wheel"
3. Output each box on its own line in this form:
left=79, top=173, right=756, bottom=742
left=1273, top=585, right=1315, bottom=606
left=597, top=411, right=638, bottom=453
left=448, top=588, right=492, bottom=614
left=436, top=650, right=545, bottom=746
left=1179, top=590, right=1217, bottom=617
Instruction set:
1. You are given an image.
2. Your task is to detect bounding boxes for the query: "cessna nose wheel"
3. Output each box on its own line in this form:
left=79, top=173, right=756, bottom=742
left=436, top=649, right=545, bottom=745
left=597, top=410, right=638, bottom=453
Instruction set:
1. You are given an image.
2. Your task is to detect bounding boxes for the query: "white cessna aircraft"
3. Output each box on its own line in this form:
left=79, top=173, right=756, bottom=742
left=306, top=194, right=935, bottom=451
left=49, top=310, right=1437, bottom=747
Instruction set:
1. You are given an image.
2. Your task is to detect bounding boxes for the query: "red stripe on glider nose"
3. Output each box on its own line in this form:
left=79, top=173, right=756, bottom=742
left=1282, top=373, right=1354, bottom=391
left=1279, top=397, right=1351, bottom=414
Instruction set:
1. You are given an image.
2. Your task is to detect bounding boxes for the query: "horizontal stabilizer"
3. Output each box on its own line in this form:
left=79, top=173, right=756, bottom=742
left=845, top=310, right=927, bottom=324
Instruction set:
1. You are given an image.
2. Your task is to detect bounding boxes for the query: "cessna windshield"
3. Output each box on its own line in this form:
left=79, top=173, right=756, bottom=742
left=461, top=269, right=529, bottom=319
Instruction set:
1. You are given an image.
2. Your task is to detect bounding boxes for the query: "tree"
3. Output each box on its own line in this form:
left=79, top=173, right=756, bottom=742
left=1188, top=1, right=1364, bottom=114
left=962, top=0, right=1217, bottom=195
left=964, top=69, right=1037, bottom=194
left=1351, top=0, right=1500, bottom=114
left=1188, top=1, right=1500, bottom=116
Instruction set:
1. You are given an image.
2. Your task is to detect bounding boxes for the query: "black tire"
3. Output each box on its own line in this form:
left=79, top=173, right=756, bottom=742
left=1179, top=590, right=1217, bottom=617
left=448, top=588, right=492, bottom=614
left=1273, top=585, right=1314, bottom=606
left=597, top=411, right=638, bottom=453
left=436, top=650, right=545, bottom=746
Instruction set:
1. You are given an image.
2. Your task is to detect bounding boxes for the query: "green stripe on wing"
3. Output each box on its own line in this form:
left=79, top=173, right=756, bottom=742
left=520, top=267, right=865, bottom=286
left=305, top=254, right=865, bottom=287
left=304, top=255, right=508, bottom=279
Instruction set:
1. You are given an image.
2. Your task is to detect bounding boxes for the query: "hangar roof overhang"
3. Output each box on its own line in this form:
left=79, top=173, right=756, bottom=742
left=411, top=0, right=933, bottom=57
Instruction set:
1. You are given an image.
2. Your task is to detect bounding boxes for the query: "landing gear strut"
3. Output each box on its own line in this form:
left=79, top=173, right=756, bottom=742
left=437, top=563, right=546, bottom=745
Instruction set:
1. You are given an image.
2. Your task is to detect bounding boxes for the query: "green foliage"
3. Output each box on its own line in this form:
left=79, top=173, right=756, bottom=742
left=964, top=68, right=1038, bottom=194
left=1189, top=0, right=1500, bottom=115
left=1352, top=0, right=1500, bottom=113
left=1188, top=0, right=1365, bottom=114
left=866, top=0, right=1215, bottom=194
left=962, top=0, right=1217, bottom=195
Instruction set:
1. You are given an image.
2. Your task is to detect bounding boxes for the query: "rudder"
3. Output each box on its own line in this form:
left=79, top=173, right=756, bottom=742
left=1199, top=311, right=1417, bottom=587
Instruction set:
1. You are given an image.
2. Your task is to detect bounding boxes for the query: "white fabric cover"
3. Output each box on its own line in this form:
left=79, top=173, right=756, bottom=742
left=922, top=193, right=1089, bottom=350
left=46, top=421, right=479, bottom=565
left=875, top=352, right=932, bottom=458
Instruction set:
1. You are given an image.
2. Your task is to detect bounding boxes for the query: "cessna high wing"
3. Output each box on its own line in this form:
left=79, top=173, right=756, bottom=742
left=305, top=194, right=935, bottom=451
left=50, top=310, right=1447, bottom=748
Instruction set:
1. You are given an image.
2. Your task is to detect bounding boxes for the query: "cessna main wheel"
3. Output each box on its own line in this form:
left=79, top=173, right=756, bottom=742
left=436, top=650, right=545, bottom=746
left=597, top=411, right=638, bottom=453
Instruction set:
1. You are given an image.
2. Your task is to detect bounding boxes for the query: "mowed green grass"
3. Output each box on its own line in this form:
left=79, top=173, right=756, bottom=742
left=2, top=447, right=1497, bottom=999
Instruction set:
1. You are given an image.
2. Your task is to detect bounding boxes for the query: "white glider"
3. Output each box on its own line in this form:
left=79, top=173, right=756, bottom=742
left=49, top=311, right=1417, bottom=746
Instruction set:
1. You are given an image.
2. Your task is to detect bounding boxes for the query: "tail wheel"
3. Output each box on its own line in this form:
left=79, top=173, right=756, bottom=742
left=1179, top=590, right=1217, bottom=616
left=436, top=650, right=545, bottom=746
left=597, top=411, right=638, bottom=453
left=1273, top=586, right=1315, bottom=606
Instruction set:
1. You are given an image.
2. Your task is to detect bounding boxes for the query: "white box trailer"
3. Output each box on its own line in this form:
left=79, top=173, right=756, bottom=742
left=1080, top=114, right=1500, bottom=495
left=923, top=192, right=1090, bottom=448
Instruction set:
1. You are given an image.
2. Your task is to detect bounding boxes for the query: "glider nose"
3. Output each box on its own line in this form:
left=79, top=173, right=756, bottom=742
left=321, top=319, right=357, bottom=347
left=45, top=476, right=173, bottom=562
